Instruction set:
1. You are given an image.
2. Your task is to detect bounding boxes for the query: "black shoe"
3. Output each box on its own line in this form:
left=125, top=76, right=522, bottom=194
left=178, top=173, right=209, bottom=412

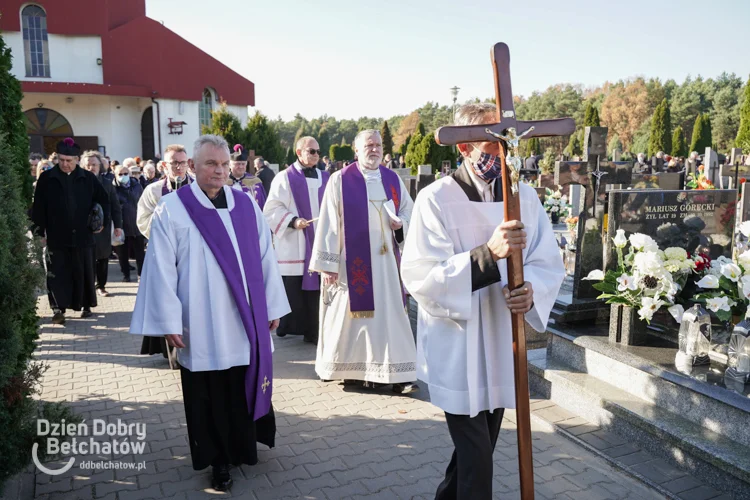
left=80, top=309, right=92, bottom=319
left=362, top=381, right=387, bottom=389
left=51, top=312, right=66, bottom=325
left=303, top=335, right=317, bottom=344
left=129, top=264, right=136, bottom=271
left=276, top=331, right=287, bottom=338
left=211, top=464, right=232, bottom=492
left=123, top=275, right=131, bottom=283
left=392, top=382, right=419, bottom=394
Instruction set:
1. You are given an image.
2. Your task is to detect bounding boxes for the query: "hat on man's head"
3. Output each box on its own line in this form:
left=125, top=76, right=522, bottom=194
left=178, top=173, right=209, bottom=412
left=230, top=144, right=248, bottom=161
left=56, top=137, right=81, bottom=156
left=129, top=166, right=142, bottom=174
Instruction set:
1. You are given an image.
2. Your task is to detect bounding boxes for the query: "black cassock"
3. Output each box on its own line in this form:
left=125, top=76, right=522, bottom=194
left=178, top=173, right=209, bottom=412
left=46, top=246, right=97, bottom=311
left=278, top=275, right=320, bottom=341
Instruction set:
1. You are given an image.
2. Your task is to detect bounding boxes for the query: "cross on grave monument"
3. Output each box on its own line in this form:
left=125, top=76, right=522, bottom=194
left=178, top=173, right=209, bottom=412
left=554, top=126, right=634, bottom=306
left=434, top=42, right=575, bottom=500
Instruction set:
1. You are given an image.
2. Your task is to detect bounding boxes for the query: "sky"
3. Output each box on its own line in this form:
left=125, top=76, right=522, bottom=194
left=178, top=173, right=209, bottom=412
left=146, top=0, right=750, bottom=122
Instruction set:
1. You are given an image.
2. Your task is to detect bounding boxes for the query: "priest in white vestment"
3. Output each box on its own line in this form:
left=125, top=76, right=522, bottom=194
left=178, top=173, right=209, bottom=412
left=263, top=136, right=329, bottom=343
left=136, top=144, right=193, bottom=239
left=401, top=103, right=565, bottom=499
left=310, top=129, right=418, bottom=393
left=130, top=135, right=290, bottom=492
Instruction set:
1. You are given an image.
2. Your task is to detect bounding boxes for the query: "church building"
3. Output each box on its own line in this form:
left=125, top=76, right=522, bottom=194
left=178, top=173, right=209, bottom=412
left=0, top=0, right=254, bottom=160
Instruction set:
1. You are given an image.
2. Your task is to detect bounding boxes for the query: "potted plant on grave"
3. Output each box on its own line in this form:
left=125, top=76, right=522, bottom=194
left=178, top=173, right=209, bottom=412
left=686, top=164, right=716, bottom=190
left=543, top=188, right=569, bottom=224
left=584, top=231, right=693, bottom=342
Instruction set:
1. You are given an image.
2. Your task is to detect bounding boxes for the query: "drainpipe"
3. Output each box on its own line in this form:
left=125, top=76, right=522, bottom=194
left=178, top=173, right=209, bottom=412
left=151, top=97, right=162, bottom=156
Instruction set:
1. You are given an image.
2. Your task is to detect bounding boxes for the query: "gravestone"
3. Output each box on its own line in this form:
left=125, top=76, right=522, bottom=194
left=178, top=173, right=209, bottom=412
left=417, top=174, right=435, bottom=193
left=534, top=187, right=547, bottom=205
left=731, top=148, right=743, bottom=166
left=606, top=189, right=736, bottom=344
left=705, top=147, right=720, bottom=185
left=269, top=163, right=280, bottom=174
left=418, top=165, right=432, bottom=176
left=407, top=178, right=417, bottom=200
left=630, top=172, right=685, bottom=190
left=569, top=185, right=582, bottom=217
left=719, top=163, right=750, bottom=189
left=612, top=149, right=622, bottom=162
left=583, top=127, right=607, bottom=161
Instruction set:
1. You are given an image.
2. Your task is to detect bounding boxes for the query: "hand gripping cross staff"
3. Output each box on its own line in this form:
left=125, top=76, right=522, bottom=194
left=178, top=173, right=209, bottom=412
left=435, top=42, right=575, bottom=499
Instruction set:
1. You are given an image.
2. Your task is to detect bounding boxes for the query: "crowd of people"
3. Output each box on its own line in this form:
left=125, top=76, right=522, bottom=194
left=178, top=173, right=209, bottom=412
left=29, top=103, right=564, bottom=497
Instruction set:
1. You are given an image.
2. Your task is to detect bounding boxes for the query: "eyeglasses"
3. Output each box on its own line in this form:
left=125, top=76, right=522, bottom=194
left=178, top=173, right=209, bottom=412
left=167, top=161, right=188, bottom=168
left=305, top=149, right=321, bottom=155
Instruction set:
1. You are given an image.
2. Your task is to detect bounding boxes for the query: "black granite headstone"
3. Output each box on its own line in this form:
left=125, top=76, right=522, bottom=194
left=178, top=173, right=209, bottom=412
left=417, top=174, right=435, bottom=193
left=630, top=172, right=685, bottom=190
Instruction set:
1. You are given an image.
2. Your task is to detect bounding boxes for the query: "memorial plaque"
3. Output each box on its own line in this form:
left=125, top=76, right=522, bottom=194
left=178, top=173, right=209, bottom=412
left=418, top=164, right=432, bottom=176
left=606, top=189, right=736, bottom=265
left=630, top=172, right=685, bottom=190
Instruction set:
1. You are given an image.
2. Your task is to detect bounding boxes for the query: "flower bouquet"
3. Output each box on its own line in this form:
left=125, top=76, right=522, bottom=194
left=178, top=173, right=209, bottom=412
left=692, top=250, right=750, bottom=322
left=584, top=230, right=693, bottom=323
left=544, top=188, right=570, bottom=223
left=565, top=216, right=579, bottom=233
left=686, top=165, right=716, bottom=190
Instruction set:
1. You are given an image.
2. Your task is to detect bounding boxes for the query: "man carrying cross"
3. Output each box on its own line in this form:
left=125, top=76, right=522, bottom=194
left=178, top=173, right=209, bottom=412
left=402, top=102, right=565, bottom=498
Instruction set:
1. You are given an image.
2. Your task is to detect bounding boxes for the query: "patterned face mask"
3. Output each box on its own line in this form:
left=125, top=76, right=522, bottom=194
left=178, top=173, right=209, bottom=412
left=470, top=150, right=503, bottom=182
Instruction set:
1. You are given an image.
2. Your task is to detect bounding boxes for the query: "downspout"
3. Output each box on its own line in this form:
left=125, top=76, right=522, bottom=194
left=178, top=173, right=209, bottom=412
left=151, top=97, right=162, bottom=156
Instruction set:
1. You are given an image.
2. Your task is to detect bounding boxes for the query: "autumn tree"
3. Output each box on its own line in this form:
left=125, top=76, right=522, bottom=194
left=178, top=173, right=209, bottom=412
left=393, top=111, right=420, bottom=150
left=600, top=78, right=653, bottom=150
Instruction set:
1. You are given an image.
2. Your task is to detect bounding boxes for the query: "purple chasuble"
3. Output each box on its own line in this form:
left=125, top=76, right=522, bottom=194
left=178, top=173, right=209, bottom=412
left=286, top=165, right=330, bottom=291
left=341, top=163, right=405, bottom=318
left=161, top=176, right=192, bottom=196
left=176, top=187, right=273, bottom=420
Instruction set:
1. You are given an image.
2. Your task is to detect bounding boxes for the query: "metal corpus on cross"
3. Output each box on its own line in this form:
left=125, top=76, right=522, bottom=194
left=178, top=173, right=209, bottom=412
left=434, top=43, right=575, bottom=500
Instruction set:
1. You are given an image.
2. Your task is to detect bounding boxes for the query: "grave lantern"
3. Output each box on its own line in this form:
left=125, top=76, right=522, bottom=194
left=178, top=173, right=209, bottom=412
left=726, top=319, right=750, bottom=383
left=676, top=304, right=712, bottom=367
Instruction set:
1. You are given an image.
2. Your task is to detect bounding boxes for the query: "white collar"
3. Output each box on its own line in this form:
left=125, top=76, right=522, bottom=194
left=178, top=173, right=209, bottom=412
left=189, top=181, right=234, bottom=211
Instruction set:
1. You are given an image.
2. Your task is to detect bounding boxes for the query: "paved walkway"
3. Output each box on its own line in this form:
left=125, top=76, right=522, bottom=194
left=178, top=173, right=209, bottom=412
left=28, top=264, right=665, bottom=500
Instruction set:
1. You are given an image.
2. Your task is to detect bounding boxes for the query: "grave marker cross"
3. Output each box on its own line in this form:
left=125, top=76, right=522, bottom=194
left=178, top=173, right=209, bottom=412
left=434, top=42, right=575, bottom=500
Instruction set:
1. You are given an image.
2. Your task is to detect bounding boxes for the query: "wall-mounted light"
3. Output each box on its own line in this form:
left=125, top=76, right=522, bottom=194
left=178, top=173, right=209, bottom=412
left=96, top=58, right=102, bottom=66
left=65, top=97, right=74, bottom=104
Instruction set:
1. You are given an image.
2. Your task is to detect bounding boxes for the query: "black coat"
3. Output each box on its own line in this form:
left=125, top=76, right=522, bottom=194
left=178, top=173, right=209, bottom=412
left=32, top=165, right=110, bottom=249
left=256, top=167, right=276, bottom=197
left=114, top=179, right=144, bottom=237
left=94, top=174, right=123, bottom=260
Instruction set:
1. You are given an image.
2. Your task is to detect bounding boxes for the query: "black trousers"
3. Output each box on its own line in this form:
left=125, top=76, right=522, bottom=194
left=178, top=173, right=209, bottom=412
left=95, top=258, right=109, bottom=290
left=436, top=408, right=505, bottom=500
left=180, top=365, right=276, bottom=471
left=116, top=235, right=146, bottom=278
left=278, top=275, right=320, bottom=341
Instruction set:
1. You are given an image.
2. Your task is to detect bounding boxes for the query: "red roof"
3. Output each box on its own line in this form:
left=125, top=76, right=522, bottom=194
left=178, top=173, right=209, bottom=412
left=0, top=0, right=255, bottom=106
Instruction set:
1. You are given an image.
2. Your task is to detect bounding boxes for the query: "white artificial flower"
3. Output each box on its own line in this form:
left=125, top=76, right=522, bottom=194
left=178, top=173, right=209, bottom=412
left=638, top=297, right=665, bottom=322
left=706, top=296, right=734, bottom=313
left=617, top=274, right=638, bottom=292
left=633, top=252, right=665, bottom=277
left=629, top=233, right=658, bottom=252
left=583, top=270, right=604, bottom=280
left=668, top=304, right=684, bottom=323
left=664, top=247, right=688, bottom=261
left=738, top=250, right=750, bottom=270
left=551, top=206, right=559, bottom=213
left=739, top=220, right=750, bottom=238
left=741, top=275, right=750, bottom=300
left=696, top=275, right=720, bottom=289
left=663, top=260, right=681, bottom=273
left=710, top=234, right=731, bottom=247
left=613, top=229, right=627, bottom=249
left=721, top=263, right=742, bottom=282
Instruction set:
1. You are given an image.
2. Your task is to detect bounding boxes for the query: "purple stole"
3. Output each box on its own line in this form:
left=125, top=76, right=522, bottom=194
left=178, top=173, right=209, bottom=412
left=341, top=163, right=404, bottom=318
left=286, top=165, right=330, bottom=291
left=161, top=176, right=192, bottom=196
left=176, top=187, right=272, bottom=420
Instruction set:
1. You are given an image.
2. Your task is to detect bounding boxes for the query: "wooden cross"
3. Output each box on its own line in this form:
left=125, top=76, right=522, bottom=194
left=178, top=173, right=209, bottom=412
left=435, top=42, right=575, bottom=500
left=261, top=376, right=271, bottom=394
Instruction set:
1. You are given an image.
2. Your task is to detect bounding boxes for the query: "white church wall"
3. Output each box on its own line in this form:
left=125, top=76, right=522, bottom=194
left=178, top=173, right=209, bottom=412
left=22, top=93, right=151, bottom=161
left=5, top=31, right=103, bottom=84
left=154, top=99, right=202, bottom=156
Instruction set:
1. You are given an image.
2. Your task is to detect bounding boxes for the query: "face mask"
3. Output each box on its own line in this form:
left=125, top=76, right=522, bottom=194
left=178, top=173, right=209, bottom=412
left=118, top=175, right=130, bottom=185
left=469, top=149, right=503, bottom=182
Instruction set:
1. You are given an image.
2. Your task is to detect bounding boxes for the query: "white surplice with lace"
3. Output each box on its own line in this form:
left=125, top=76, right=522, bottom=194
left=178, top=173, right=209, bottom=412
left=309, top=165, right=417, bottom=383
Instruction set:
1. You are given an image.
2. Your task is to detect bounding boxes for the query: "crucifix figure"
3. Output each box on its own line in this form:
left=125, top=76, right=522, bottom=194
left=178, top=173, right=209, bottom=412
left=433, top=42, right=575, bottom=500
